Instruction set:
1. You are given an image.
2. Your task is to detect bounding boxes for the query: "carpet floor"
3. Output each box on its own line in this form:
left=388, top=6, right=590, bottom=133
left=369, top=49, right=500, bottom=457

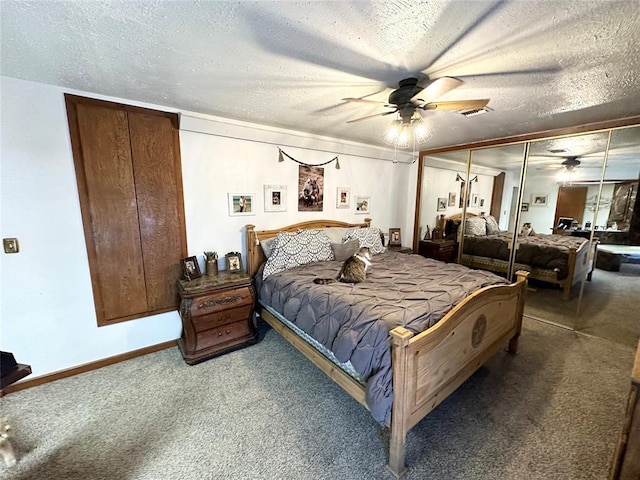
left=0, top=318, right=635, bottom=480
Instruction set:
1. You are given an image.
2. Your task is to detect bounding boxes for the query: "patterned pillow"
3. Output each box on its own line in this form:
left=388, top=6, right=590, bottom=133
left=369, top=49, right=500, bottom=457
left=332, top=240, right=360, bottom=262
left=465, top=216, right=487, bottom=236
left=262, top=229, right=334, bottom=279
left=485, top=215, right=500, bottom=235
left=343, top=227, right=386, bottom=254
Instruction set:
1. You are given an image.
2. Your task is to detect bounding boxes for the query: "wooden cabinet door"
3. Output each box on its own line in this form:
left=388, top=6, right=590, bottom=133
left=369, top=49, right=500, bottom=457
left=75, top=102, right=149, bottom=322
left=67, top=95, right=186, bottom=326
left=554, top=186, right=588, bottom=227
left=128, top=111, right=185, bottom=311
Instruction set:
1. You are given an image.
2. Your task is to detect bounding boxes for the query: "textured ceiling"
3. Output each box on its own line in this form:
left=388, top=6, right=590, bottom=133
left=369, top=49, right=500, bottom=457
left=2, top=0, right=640, bottom=150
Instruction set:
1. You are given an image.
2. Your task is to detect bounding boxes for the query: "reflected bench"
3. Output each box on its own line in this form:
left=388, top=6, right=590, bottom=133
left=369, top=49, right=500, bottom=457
left=596, top=245, right=640, bottom=271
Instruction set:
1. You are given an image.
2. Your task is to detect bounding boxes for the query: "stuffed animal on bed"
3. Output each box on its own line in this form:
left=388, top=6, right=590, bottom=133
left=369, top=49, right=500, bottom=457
left=0, top=417, right=16, bottom=467
left=520, top=223, right=536, bottom=237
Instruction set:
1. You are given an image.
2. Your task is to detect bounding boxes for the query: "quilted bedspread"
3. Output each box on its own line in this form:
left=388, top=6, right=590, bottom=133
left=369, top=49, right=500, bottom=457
left=463, top=232, right=587, bottom=279
left=256, top=251, right=508, bottom=425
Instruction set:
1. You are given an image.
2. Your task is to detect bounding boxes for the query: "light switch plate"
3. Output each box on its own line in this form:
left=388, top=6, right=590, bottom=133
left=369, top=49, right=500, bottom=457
left=3, top=238, right=19, bottom=253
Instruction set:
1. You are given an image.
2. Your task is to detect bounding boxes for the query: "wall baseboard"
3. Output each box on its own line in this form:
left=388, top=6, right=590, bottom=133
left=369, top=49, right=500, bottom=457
left=0, top=340, right=178, bottom=396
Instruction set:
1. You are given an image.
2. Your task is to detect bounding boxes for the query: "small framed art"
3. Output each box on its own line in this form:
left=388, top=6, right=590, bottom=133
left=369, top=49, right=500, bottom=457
left=336, top=187, right=350, bottom=209
left=521, top=202, right=530, bottom=212
left=532, top=194, right=548, bottom=206
left=389, top=228, right=401, bottom=247
left=354, top=196, right=370, bottom=214
left=181, top=256, right=201, bottom=281
left=264, top=185, right=287, bottom=212
left=448, top=192, right=456, bottom=207
left=437, top=197, right=447, bottom=211
left=228, top=193, right=255, bottom=216
left=225, top=251, right=243, bottom=272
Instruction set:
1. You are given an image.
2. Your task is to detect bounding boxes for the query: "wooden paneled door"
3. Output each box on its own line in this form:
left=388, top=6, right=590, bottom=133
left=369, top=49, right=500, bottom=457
left=66, top=95, right=187, bottom=326
left=554, top=186, right=588, bottom=228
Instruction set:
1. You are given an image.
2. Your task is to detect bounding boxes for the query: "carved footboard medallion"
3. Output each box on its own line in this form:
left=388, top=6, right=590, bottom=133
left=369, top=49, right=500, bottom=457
left=472, top=315, right=487, bottom=348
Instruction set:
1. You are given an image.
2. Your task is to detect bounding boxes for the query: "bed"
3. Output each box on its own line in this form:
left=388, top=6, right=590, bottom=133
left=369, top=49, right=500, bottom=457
left=449, top=213, right=596, bottom=301
left=245, top=218, right=528, bottom=477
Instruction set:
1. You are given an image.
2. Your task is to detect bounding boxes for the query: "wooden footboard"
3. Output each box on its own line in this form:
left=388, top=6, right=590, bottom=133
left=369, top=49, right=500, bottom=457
left=387, top=271, right=527, bottom=477
left=245, top=221, right=527, bottom=478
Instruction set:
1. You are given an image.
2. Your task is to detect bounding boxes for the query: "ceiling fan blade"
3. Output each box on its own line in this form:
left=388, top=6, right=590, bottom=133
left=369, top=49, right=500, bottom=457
left=345, top=110, right=396, bottom=124
left=342, top=97, right=388, bottom=105
left=422, top=99, right=489, bottom=111
left=410, top=76, right=464, bottom=104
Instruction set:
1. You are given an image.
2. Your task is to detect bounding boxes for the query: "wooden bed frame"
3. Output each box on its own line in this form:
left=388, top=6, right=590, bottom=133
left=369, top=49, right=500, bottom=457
left=446, top=213, right=596, bottom=300
left=245, top=219, right=528, bottom=478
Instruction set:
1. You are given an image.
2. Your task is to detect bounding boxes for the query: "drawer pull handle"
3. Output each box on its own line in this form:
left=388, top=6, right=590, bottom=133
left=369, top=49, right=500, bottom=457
left=197, top=294, right=248, bottom=309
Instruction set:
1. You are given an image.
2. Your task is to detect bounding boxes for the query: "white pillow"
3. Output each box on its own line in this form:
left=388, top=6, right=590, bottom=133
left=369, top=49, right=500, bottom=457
left=262, top=229, right=334, bottom=279
left=260, top=237, right=276, bottom=258
left=322, top=227, right=348, bottom=244
left=485, top=215, right=500, bottom=235
left=342, top=227, right=386, bottom=255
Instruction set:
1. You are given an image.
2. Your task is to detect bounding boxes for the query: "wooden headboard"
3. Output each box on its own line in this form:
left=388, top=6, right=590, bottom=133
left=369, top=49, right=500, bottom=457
left=245, top=218, right=371, bottom=278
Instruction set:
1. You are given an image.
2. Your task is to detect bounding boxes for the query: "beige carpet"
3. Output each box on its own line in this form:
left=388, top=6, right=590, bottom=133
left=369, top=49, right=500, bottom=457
left=524, top=263, right=640, bottom=347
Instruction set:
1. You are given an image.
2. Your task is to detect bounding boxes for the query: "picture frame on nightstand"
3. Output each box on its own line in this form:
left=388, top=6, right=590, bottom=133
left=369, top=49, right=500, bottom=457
left=389, top=228, right=401, bottom=247
left=181, top=256, right=201, bottom=281
left=225, top=252, right=243, bottom=272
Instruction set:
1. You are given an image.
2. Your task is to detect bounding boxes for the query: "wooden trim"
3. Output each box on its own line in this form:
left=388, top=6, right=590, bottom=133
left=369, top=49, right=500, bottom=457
left=0, top=340, right=177, bottom=396
left=419, top=115, right=640, bottom=156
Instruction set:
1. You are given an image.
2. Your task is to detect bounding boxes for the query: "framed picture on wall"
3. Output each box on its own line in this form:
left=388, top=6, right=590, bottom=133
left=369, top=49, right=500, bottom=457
left=448, top=192, right=456, bottom=207
left=228, top=193, right=255, bottom=216
left=336, top=187, right=350, bottom=208
left=521, top=202, right=530, bottom=212
left=264, top=185, right=287, bottom=212
left=437, top=197, right=447, bottom=211
left=354, top=196, right=370, bottom=214
left=532, top=194, right=548, bottom=206
left=472, top=193, right=479, bottom=206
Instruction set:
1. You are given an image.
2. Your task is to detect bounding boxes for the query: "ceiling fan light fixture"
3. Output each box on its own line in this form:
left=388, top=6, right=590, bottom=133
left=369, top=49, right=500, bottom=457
left=411, top=115, right=432, bottom=144
left=383, top=119, right=402, bottom=145
left=396, top=124, right=410, bottom=149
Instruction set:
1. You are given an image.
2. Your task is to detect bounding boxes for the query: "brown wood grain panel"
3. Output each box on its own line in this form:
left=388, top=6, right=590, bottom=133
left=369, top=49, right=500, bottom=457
left=490, top=172, right=505, bottom=222
left=128, top=112, right=184, bottom=311
left=75, top=103, right=148, bottom=322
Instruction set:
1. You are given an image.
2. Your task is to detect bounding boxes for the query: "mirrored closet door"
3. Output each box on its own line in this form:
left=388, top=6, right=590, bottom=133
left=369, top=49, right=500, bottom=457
left=414, top=117, right=640, bottom=345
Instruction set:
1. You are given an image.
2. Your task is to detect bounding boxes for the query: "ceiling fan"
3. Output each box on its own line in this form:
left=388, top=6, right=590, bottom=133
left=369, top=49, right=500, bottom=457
left=535, top=155, right=602, bottom=171
left=342, top=76, right=490, bottom=124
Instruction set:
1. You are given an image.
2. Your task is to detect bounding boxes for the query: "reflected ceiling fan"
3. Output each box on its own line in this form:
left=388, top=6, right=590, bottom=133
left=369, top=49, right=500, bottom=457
left=342, top=76, right=490, bottom=124
left=535, top=155, right=601, bottom=171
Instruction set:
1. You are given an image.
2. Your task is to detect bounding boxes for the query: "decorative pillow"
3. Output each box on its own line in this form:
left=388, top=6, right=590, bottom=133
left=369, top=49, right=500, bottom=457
left=485, top=215, right=500, bottom=235
left=322, top=227, right=348, bottom=244
left=260, top=237, right=276, bottom=258
left=465, top=216, right=487, bottom=236
left=343, top=227, right=386, bottom=254
left=332, top=240, right=360, bottom=262
left=262, top=229, right=334, bottom=279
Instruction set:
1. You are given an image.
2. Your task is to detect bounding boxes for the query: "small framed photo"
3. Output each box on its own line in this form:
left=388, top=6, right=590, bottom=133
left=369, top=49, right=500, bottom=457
left=225, top=251, right=243, bottom=272
left=472, top=193, right=479, bottom=206
left=479, top=198, right=485, bottom=207
left=532, top=194, right=548, bottom=206
left=447, top=192, right=456, bottom=207
left=181, top=256, right=201, bottom=281
left=228, top=193, right=255, bottom=216
left=264, top=185, right=287, bottom=213
left=354, top=195, right=370, bottom=214
left=521, top=202, right=530, bottom=212
left=437, top=197, right=447, bottom=211
left=389, top=228, right=401, bottom=247
left=336, top=187, right=350, bottom=209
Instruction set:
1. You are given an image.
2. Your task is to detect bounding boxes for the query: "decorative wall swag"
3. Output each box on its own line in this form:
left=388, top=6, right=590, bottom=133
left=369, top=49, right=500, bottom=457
left=278, top=147, right=341, bottom=170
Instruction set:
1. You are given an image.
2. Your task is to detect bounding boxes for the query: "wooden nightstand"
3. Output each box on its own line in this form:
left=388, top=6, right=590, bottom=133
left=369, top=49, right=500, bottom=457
left=177, top=271, right=257, bottom=365
left=418, top=240, right=458, bottom=262
left=388, top=246, right=413, bottom=254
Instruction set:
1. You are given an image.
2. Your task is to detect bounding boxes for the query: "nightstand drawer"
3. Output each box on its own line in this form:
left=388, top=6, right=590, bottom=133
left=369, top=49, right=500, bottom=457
left=198, top=320, right=251, bottom=350
left=190, top=286, right=253, bottom=317
left=193, top=304, right=253, bottom=333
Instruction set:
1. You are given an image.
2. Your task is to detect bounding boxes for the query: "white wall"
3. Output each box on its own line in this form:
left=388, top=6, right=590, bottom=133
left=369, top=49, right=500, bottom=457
left=519, top=175, right=560, bottom=233
left=0, top=76, right=413, bottom=379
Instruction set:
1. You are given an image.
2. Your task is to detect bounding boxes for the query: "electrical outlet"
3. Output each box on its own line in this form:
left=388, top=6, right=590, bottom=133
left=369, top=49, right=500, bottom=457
left=3, top=238, right=19, bottom=253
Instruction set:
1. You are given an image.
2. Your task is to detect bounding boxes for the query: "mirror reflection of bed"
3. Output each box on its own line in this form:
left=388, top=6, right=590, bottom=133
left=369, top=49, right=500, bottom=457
left=415, top=123, right=640, bottom=348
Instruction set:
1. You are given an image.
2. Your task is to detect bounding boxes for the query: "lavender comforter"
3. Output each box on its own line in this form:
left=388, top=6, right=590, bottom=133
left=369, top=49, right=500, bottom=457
left=256, top=251, right=508, bottom=425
